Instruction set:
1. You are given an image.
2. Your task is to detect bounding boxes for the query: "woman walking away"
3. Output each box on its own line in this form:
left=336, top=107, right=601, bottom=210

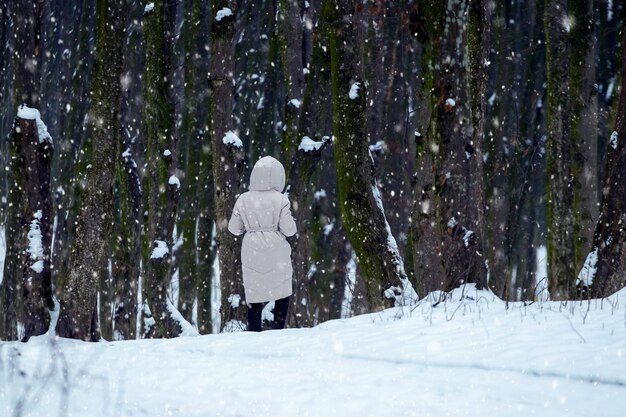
left=228, top=156, right=297, bottom=331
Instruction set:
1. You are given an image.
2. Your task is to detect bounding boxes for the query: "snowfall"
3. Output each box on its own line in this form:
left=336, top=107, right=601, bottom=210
left=1, top=283, right=625, bottom=417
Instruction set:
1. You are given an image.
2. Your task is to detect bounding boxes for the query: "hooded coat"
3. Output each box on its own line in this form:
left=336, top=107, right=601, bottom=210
left=228, top=156, right=297, bottom=303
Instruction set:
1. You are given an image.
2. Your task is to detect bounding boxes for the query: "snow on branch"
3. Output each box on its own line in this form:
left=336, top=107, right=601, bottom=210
left=168, top=175, right=181, bottom=189
left=150, top=240, right=169, bottom=260
left=349, top=82, right=361, bottom=100
left=143, top=2, right=155, bottom=15
left=298, top=136, right=325, bottom=152
left=215, top=7, right=233, bottom=22
left=222, top=130, right=243, bottom=148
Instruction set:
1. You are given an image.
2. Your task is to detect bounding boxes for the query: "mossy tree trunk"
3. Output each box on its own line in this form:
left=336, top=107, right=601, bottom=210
left=1, top=0, right=53, bottom=342
left=4, top=117, right=54, bottom=342
left=570, top=0, right=598, bottom=272
left=56, top=0, right=128, bottom=341
left=177, top=0, right=204, bottom=326
left=545, top=0, right=576, bottom=300
left=142, top=0, right=183, bottom=338
left=326, top=0, right=416, bottom=310
left=467, top=0, right=490, bottom=292
left=411, top=0, right=488, bottom=295
left=588, top=26, right=626, bottom=298
left=482, top=0, right=515, bottom=300
left=112, top=1, right=146, bottom=340
left=278, top=0, right=305, bottom=166
left=285, top=6, right=332, bottom=327
left=210, top=1, right=245, bottom=331
left=111, top=146, right=142, bottom=340
left=49, top=0, right=96, bottom=291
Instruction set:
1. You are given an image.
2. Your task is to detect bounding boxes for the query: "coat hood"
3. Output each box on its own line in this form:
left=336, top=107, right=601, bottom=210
left=249, top=156, right=286, bottom=192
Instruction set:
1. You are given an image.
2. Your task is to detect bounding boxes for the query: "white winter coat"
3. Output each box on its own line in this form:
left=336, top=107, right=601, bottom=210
left=228, top=156, right=297, bottom=303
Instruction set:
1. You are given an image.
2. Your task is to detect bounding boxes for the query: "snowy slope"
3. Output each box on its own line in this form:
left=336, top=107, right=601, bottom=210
left=1, top=285, right=625, bottom=417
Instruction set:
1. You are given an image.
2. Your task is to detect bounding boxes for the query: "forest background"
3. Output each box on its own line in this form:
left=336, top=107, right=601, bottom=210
left=0, top=0, right=625, bottom=342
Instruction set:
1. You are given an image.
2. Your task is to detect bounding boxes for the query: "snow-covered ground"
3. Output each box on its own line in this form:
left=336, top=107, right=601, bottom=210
left=1, top=285, right=625, bottom=417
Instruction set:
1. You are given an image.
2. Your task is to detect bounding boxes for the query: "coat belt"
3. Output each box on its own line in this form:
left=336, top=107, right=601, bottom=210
left=246, top=226, right=278, bottom=232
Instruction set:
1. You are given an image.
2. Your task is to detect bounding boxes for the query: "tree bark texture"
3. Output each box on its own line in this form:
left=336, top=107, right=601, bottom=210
left=589, top=26, right=626, bottom=298
left=286, top=13, right=332, bottom=327
left=210, top=1, right=245, bottom=331
left=570, top=0, right=598, bottom=269
left=177, top=0, right=205, bottom=325
left=545, top=0, right=576, bottom=300
left=49, top=0, right=96, bottom=291
left=278, top=0, right=305, bottom=164
left=327, top=0, right=416, bottom=310
left=143, top=0, right=183, bottom=338
left=56, top=0, right=128, bottom=341
left=412, top=0, right=488, bottom=294
left=1, top=117, right=54, bottom=341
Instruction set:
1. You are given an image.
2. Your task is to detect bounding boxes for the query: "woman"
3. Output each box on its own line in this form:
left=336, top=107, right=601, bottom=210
left=228, top=156, right=297, bottom=331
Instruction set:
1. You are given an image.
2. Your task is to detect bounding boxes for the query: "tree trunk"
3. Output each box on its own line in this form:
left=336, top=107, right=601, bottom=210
left=49, top=0, right=96, bottom=293
left=142, top=0, right=183, bottom=338
left=588, top=26, right=626, bottom=297
left=56, top=0, right=128, bottom=341
left=1, top=0, right=53, bottom=342
left=570, top=0, right=598, bottom=270
left=210, top=1, right=245, bottom=331
left=111, top=145, right=142, bottom=340
left=3, top=116, right=54, bottom=342
left=177, top=0, right=204, bottom=325
left=467, top=0, right=490, bottom=291
left=278, top=0, right=304, bottom=164
left=545, top=0, right=576, bottom=299
left=326, top=0, right=416, bottom=310
left=412, top=0, right=488, bottom=294
left=285, top=9, right=332, bottom=327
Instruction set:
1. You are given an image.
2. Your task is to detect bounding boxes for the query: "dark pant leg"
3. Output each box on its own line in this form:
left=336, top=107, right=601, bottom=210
left=247, top=302, right=264, bottom=332
left=273, top=296, right=290, bottom=330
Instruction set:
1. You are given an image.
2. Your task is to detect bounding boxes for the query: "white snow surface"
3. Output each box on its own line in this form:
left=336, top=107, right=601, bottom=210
left=222, top=130, right=243, bottom=148
left=16, top=104, right=53, bottom=143
left=2, top=284, right=626, bottom=417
